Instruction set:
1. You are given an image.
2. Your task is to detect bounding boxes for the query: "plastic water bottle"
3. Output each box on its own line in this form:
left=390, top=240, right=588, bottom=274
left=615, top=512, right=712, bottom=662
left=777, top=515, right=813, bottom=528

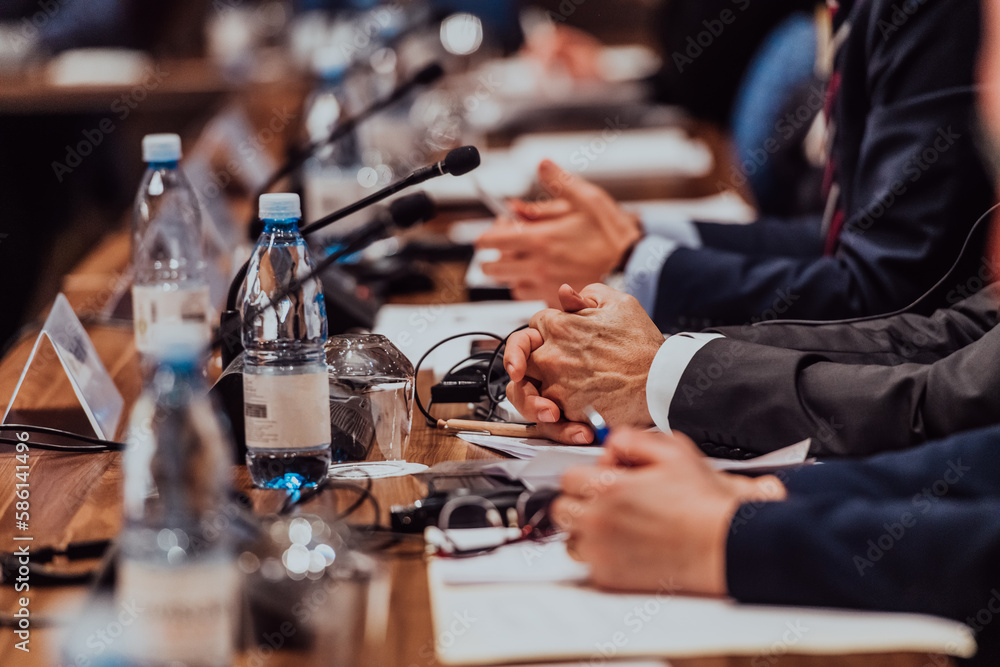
left=240, top=193, right=332, bottom=489
left=117, top=347, right=237, bottom=666
left=131, top=133, right=211, bottom=358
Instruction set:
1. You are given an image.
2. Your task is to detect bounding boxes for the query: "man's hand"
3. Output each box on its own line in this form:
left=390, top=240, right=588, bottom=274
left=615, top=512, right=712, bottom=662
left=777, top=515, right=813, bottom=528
left=551, top=429, right=787, bottom=594
left=477, top=160, right=642, bottom=307
left=503, top=283, right=664, bottom=442
left=522, top=24, right=604, bottom=80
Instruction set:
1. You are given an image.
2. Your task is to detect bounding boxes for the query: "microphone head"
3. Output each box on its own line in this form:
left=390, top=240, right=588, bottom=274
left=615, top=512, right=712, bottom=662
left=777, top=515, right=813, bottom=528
left=413, top=62, right=445, bottom=86
left=443, top=146, right=481, bottom=177
left=389, top=193, right=437, bottom=230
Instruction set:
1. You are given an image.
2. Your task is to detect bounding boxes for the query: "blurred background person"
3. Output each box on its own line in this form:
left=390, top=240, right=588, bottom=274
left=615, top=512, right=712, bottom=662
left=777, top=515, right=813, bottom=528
left=479, top=0, right=995, bottom=332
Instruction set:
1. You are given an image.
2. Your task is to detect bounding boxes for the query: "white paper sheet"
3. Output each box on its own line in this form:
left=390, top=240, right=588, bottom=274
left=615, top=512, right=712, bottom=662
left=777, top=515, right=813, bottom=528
left=428, top=544, right=976, bottom=665
left=457, top=433, right=602, bottom=460
left=423, top=128, right=715, bottom=205
left=373, top=301, right=544, bottom=378
left=435, top=534, right=588, bottom=586
left=623, top=192, right=757, bottom=225
left=458, top=434, right=812, bottom=479
left=511, top=128, right=713, bottom=182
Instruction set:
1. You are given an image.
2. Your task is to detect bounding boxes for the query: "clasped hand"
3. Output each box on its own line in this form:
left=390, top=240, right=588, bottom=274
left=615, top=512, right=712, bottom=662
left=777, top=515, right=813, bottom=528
left=504, top=283, right=664, bottom=443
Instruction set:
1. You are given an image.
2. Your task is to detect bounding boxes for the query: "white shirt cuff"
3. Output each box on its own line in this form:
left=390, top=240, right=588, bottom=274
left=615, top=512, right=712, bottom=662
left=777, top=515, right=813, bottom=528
left=623, top=236, right=678, bottom=314
left=641, top=216, right=701, bottom=248
left=646, top=333, right=725, bottom=433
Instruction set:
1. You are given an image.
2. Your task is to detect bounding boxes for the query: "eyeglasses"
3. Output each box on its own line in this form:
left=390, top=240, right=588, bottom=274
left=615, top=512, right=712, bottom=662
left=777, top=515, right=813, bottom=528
left=425, top=488, right=560, bottom=557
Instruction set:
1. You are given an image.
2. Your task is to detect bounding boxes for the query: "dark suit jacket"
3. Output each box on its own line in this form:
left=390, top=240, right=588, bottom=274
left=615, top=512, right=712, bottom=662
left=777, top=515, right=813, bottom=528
left=728, top=424, right=1000, bottom=665
left=668, top=285, right=1000, bottom=456
left=649, top=0, right=819, bottom=127
left=650, top=0, right=995, bottom=332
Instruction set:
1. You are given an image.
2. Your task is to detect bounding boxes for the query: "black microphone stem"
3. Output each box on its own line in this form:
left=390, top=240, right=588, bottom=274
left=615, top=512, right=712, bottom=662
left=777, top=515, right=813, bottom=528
left=298, top=172, right=425, bottom=237
left=227, top=166, right=431, bottom=312
left=251, top=63, right=443, bottom=205
left=215, top=228, right=375, bottom=353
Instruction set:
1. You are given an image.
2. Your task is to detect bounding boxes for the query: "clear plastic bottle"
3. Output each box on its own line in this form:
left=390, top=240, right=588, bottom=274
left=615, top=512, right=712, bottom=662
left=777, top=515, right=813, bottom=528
left=117, top=347, right=237, bottom=666
left=131, top=133, right=211, bottom=359
left=240, top=193, right=332, bottom=489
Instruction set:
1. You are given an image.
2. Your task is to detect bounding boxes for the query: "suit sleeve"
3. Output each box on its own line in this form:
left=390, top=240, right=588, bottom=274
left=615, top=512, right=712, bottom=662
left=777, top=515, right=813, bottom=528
left=694, top=215, right=823, bottom=258
left=708, top=285, right=999, bottom=366
left=727, top=426, right=1000, bottom=626
left=667, top=323, right=1000, bottom=456
left=651, top=0, right=994, bottom=331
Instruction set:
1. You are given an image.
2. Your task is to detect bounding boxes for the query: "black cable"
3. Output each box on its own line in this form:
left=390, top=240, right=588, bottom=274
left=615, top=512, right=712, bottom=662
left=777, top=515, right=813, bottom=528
left=757, top=201, right=1000, bottom=327
left=279, top=473, right=376, bottom=521
left=0, top=424, right=125, bottom=452
left=331, top=479, right=375, bottom=522
left=412, top=331, right=505, bottom=425
left=486, top=325, right=528, bottom=413
left=443, top=352, right=492, bottom=379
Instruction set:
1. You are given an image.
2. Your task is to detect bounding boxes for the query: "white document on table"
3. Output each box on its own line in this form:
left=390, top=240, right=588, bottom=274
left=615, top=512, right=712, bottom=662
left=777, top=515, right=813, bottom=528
left=428, top=540, right=976, bottom=665
left=423, top=128, right=715, bottom=205
left=459, top=434, right=813, bottom=486
left=623, top=192, right=757, bottom=225
left=436, top=534, right=588, bottom=586
left=373, top=301, right=544, bottom=378
left=511, top=128, right=714, bottom=182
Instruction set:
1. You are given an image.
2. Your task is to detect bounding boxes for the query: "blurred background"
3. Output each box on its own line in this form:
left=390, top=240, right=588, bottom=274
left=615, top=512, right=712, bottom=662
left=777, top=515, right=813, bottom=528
left=0, top=0, right=826, bottom=351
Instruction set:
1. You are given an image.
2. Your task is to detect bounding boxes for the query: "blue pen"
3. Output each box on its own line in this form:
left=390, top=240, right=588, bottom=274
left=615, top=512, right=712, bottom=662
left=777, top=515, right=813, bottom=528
left=583, top=406, right=610, bottom=445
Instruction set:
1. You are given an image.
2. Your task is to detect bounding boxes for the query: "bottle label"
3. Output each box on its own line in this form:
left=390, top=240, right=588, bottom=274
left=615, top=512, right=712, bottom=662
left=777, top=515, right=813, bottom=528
left=116, top=559, right=236, bottom=664
left=244, top=370, right=332, bottom=450
left=132, top=284, right=211, bottom=353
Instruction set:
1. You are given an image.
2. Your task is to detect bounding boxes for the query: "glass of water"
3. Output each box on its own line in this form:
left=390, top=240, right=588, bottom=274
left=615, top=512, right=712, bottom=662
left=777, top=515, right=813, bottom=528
left=324, top=334, right=415, bottom=478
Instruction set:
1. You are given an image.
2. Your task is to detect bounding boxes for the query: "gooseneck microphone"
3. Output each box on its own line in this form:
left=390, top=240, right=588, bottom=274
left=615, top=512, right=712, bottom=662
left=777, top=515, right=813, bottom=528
left=255, top=62, right=445, bottom=198
left=227, top=145, right=479, bottom=312
left=298, top=145, right=480, bottom=236
left=240, top=193, right=437, bottom=333
left=328, top=190, right=438, bottom=256
left=216, top=192, right=441, bottom=365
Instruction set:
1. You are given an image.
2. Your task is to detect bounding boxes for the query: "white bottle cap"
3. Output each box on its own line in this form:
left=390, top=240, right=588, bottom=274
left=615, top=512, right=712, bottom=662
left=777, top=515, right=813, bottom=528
left=312, top=45, right=349, bottom=79
left=142, top=133, right=182, bottom=163
left=259, top=193, right=301, bottom=220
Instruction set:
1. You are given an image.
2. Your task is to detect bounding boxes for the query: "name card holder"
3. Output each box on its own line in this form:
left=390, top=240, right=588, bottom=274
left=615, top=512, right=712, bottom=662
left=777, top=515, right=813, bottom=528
left=3, top=293, right=123, bottom=441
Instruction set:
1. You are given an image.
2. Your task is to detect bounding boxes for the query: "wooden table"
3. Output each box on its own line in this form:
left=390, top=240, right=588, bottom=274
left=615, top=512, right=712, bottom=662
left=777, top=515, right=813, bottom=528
left=0, top=228, right=958, bottom=667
